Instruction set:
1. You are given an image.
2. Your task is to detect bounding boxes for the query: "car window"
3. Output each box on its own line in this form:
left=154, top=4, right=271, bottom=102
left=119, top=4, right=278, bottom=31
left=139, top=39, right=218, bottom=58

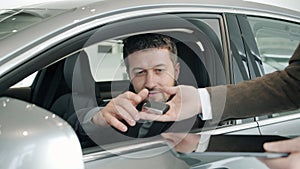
left=1, top=11, right=228, bottom=153
left=248, top=16, right=300, bottom=119
left=73, top=14, right=227, bottom=150
left=86, top=40, right=128, bottom=82
left=10, top=71, right=37, bottom=88
left=86, top=17, right=224, bottom=84
left=248, top=16, right=300, bottom=74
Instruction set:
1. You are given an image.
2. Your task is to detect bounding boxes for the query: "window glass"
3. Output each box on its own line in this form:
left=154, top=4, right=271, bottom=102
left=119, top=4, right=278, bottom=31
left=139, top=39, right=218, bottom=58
left=248, top=16, right=300, bottom=119
left=11, top=71, right=37, bottom=88
left=248, top=17, right=300, bottom=74
left=85, top=40, right=128, bottom=82
left=201, top=18, right=223, bottom=47
left=86, top=17, right=224, bottom=84
left=64, top=13, right=229, bottom=152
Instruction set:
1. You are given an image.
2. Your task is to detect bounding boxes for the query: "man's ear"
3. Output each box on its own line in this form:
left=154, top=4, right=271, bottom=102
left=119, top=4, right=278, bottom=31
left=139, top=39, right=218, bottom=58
left=174, top=62, right=180, bottom=80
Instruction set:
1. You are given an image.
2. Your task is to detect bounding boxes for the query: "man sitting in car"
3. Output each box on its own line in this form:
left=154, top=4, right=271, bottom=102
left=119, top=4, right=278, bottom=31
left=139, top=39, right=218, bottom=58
left=78, top=33, right=202, bottom=144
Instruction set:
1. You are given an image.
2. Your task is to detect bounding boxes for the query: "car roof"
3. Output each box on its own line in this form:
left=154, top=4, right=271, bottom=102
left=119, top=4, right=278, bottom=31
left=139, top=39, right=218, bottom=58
left=0, top=0, right=299, bottom=67
left=11, top=0, right=300, bottom=16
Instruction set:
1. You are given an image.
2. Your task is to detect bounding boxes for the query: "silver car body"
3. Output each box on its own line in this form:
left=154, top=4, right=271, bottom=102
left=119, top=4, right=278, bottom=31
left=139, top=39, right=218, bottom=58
left=0, top=97, right=84, bottom=169
left=1, top=0, right=299, bottom=75
left=0, top=0, right=299, bottom=169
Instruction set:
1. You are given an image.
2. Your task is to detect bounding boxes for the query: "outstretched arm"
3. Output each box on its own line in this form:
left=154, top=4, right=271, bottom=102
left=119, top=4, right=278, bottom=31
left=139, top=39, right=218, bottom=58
left=140, top=43, right=300, bottom=123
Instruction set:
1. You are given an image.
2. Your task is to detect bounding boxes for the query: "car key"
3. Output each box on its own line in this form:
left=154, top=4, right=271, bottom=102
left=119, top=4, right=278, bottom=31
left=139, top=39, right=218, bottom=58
left=142, top=100, right=170, bottom=115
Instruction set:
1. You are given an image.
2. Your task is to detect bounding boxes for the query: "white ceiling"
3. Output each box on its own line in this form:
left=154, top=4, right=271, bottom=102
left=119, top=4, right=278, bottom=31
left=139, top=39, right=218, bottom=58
left=1, top=0, right=300, bottom=12
left=245, top=0, right=299, bottom=12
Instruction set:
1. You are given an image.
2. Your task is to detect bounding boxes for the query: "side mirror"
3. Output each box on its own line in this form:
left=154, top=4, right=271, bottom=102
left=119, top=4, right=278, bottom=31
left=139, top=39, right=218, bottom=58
left=0, top=97, right=84, bottom=169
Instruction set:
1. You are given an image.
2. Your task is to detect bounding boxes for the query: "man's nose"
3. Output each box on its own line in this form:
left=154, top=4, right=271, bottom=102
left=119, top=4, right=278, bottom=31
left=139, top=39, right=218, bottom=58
left=144, top=71, right=157, bottom=88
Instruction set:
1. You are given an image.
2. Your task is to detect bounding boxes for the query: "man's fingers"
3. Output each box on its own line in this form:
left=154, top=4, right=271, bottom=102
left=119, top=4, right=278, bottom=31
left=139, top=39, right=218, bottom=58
left=260, top=157, right=290, bottom=169
left=137, top=88, right=149, bottom=101
left=139, top=111, right=176, bottom=122
left=264, top=138, right=299, bottom=153
left=161, top=133, right=177, bottom=145
left=117, top=98, right=140, bottom=121
left=114, top=105, right=136, bottom=126
left=103, top=112, right=128, bottom=132
left=121, top=91, right=144, bottom=104
left=161, top=133, right=184, bottom=141
left=161, top=86, right=178, bottom=95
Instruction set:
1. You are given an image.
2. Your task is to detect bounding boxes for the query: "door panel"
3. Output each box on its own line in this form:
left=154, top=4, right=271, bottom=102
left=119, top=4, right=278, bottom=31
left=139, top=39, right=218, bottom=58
left=257, top=111, right=300, bottom=137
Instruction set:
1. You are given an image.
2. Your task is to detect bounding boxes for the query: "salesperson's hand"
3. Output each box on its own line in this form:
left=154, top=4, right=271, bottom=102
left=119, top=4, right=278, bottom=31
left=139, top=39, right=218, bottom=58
left=261, top=136, right=300, bottom=169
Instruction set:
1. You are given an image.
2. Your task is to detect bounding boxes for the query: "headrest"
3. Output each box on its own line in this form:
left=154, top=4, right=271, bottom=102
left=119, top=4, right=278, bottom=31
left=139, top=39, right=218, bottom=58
left=176, top=41, right=210, bottom=88
left=63, top=51, right=95, bottom=95
left=188, top=19, right=223, bottom=59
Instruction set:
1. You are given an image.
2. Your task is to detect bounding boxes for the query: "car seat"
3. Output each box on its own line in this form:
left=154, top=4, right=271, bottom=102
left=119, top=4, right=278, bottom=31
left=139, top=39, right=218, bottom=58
left=49, top=51, right=98, bottom=148
left=50, top=51, right=97, bottom=123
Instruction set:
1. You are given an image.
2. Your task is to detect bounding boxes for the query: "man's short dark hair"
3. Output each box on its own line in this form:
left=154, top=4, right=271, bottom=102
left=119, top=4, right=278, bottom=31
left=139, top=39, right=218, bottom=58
left=123, top=33, right=178, bottom=68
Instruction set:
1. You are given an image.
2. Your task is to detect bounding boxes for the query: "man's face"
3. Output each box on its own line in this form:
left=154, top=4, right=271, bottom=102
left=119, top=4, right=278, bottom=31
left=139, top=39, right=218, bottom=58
left=128, top=48, right=180, bottom=102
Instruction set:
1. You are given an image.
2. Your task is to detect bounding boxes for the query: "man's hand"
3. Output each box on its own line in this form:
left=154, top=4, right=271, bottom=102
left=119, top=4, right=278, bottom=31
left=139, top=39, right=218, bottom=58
left=92, top=89, right=148, bottom=132
left=261, top=136, right=300, bottom=169
left=140, top=85, right=201, bottom=122
left=161, top=133, right=200, bottom=153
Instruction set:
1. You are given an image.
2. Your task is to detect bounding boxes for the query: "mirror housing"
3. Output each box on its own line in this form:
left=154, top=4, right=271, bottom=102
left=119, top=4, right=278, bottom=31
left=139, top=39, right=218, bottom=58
left=0, top=97, right=84, bottom=169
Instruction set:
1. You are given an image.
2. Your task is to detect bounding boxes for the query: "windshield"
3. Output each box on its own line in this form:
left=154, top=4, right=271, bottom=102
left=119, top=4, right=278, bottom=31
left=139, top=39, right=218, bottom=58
left=0, top=9, right=67, bottom=40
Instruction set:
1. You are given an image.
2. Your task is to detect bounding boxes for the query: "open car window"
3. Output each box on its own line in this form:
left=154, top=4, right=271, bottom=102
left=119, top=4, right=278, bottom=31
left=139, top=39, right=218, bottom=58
left=71, top=13, right=227, bottom=150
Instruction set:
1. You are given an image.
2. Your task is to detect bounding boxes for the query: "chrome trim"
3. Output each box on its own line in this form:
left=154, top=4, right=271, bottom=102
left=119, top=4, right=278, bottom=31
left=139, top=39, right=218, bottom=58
left=83, top=139, right=167, bottom=162
left=112, top=28, right=194, bottom=40
left=199, top=122, right=258, bottom=135
left=221, top=13, right=232, bottom=84
left=1, top=5, right=299, bottom=77
left=257, top=113, right=300, bottom=126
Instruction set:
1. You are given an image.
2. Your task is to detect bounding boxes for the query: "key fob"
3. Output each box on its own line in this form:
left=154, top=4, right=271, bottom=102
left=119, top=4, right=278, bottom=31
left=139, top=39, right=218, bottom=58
left=142, top=100, right=170, bottom=115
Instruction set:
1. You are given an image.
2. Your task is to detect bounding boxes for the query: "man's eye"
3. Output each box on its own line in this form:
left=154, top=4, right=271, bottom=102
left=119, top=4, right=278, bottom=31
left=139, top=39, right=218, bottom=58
left=136, top=70, right=146, bottom=75
left=155, top=69, right=164, bottom=73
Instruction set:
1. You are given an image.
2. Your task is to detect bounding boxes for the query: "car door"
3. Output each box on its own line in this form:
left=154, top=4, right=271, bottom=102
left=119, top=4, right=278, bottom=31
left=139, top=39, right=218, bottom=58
left=0, top=5, right=255, bottom=168
left=219, top=13, right=300, bottom=137
left=208, top=13, right=262, bottom=135
left=3, top=3, right=298, bottom=169
left=246, top=16, right=300, bottom=137
left=78, top=10, right=276, bottom=168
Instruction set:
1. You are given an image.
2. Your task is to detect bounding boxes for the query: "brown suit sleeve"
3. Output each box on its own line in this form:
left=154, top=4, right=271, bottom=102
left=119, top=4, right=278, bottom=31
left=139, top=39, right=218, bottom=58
left=207, top=43, right=300, bottom=122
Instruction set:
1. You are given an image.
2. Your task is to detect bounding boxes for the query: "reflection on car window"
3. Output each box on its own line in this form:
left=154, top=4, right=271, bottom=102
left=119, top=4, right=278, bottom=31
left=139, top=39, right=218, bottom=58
left=248, top=16, right=300, bottom=74
left=11, top=71, right=37, bottom=88
left=249, top=16, right=300, bottom=119
left=0, top=9, right=67, bottom=40
left=77, top=15, right=226, bottom=150
left=85, top=40, right=128, bottom=82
